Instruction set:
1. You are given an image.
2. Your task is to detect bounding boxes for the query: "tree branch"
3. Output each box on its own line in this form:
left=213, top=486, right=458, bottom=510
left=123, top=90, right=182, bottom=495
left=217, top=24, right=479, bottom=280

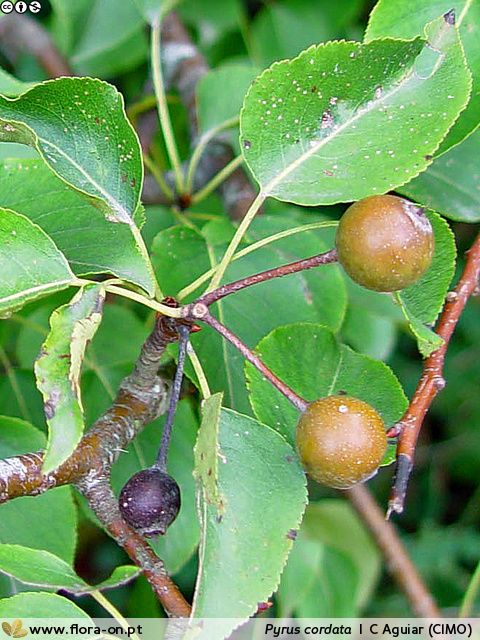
left=196, top=249, right=338, bottom=307
left=389, top=233, right=480, bottom=516
left=142, top=12, right=259, bottom=220
left=0, top=312, right=192, bottom=617
left=348, top=484, right=440, bottom=617
left=0, top=14, right=71, bottom=78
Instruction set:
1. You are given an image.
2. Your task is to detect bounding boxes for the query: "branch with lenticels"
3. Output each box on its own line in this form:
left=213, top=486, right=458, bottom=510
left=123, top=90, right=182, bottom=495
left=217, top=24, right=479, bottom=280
left=0, top=312, right=192, bottom=617
left=388, top=232, right=480, bottom=517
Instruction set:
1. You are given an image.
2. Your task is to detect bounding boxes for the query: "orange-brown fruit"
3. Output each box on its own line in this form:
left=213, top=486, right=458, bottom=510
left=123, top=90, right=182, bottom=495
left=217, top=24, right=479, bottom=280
left=335, top=194, right=434, bottom=292
left=295, top=395, right=387, bottom=489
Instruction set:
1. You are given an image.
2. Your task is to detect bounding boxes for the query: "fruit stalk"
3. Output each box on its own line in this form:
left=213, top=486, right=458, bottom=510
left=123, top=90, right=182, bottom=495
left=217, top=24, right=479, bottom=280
left=155, top=324, right=190, bottom=471
left=198, top=249, right=338, bottom=307
left=198, top=309, right=308, bottom=412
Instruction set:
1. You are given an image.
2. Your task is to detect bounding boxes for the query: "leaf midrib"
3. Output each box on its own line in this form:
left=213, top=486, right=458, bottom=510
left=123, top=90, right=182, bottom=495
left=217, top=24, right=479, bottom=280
left=263, top=40, right=437, bottom=196
left=40, top=138, right=131, bottom=223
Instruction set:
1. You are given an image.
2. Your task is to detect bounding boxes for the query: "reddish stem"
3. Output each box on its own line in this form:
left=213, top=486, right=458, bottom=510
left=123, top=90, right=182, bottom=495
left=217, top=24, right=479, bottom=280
left=199, top=249, right=338, bottom=307
left=192, top=307, right=308, bottom=412
left=389, top=233, right=480, bottom=516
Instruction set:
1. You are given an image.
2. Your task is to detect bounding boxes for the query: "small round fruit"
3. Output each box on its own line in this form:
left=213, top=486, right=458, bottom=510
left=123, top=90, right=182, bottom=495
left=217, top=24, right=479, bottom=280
left=295, top=395, right=387, bottom=489
left=119, top=468, right=181, bottom=537
left=335, top=194, right=434, bottom=292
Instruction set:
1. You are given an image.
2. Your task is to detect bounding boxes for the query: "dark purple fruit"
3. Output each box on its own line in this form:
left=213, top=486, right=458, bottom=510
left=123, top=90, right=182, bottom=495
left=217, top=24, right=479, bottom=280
left=335, top=194, right=434, bottom=292
left=119, top=468, right=181, bottom=537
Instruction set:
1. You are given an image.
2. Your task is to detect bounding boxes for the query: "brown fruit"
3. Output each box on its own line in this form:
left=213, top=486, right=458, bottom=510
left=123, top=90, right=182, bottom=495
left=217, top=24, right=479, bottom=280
left=295, top=395, right=387, bottom=489
left=335, top=194, right=434, bottom=292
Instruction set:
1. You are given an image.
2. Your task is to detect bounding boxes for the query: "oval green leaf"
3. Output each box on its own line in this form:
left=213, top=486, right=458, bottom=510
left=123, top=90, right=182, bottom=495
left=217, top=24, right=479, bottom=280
left=0, top=159, right=155, bottom=294
left=0, top=77, right=143, bottom=224
left=34, top=285, right=105, bottom=473
left=366, top=0, right=480, bottom=154
left=246, top=323, right=408, bottom=452
left=192, top=408, right=307, bottom=636
left=0, top=208, right=74, bottom=318
left=240, top=15, right=471, bottom=204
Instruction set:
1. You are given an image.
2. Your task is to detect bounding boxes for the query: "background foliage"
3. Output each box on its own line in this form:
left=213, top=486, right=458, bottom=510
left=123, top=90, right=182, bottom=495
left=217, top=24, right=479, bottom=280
left=0, top=0, right=479, bottom=625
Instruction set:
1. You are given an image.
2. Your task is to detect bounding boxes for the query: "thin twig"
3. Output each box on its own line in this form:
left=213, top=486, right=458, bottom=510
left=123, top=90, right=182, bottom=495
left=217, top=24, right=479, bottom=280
left=176, top=220, right=338, bottom=301
left=0, top=312, right=192, bottom=616
left=0, top=14, right=71, bottom=78
left=156, top=13, right=259, bottom=221
left=198, top=249, right=338, bottom=307
left=187, top=306, right=307, bottom=412
left=348, top=484, right=440, bottom=617
left=155, top=325, right=190, bottom=470
left=151, top=22, right=184, bottom=194
left=389, top=233, right=480, bottom=516
left=191, top=155, right=244, bottom=205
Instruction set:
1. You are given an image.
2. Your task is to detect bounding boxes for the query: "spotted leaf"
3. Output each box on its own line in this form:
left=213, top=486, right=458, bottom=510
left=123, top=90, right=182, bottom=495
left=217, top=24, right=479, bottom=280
left=34, top=284, right=105, bottom=473
left=0, top=77, right=143, bottom=224
left=240, top=14, right=471, bottom=205
left=366, top=0, right=480, bottom=154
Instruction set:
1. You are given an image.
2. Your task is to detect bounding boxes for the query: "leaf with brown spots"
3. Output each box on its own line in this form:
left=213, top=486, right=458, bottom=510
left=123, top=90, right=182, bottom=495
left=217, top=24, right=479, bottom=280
left=34, top=284, right=105, bottom=473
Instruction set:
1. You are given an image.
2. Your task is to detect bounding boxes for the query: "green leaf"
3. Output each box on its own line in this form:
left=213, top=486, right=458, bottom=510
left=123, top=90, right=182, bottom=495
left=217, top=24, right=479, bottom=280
left=341, top=301, right=398, bottom=361
left=0, top=418, right=77, bottom=563
left=192, top=408, right=307, bottom=633
left=0, top=159, right=155, bottom=294
left=240, top=15, right=471, bottom=204
left=251, top=0, right=363, bottom=68
left=398, top=128, right=480, bottom=222
left=152, top=217, right=346, bottom=412
left=194, top=393, right=224, bottom=510
left=87, top=565, right=140, bottom=594
left=0, top=69, right=33, bottom=97
left=276, top=533, right=324, bottom=616
left=397, top=210, right=456, bottom=355
left=0, top=592, right=90, bottom=618
left=180, top=0, right=244, bottom=50
left=276, top=499, right=382, bottom=616
left=365, top=0, right=480, bottom=154
left=302, top=501, right=381, bottom=610
left=0, top=208, right=74, bottom=318
left=0, top=544, right=138, bottom=594
left=0, top=545, right=86, bottom=591
left=134, top=0, right=179, bottom=25
left=70, top=0, right=148, bottom=77
left=111, top=400, right=200, bottom=574
left=197, top=65, right=258, bottom=134
left=246, top=323, right=407, bottom=450
left=0, top=77, right=143, bottom=224
left=278, top=534, right=358, bottom=617
left=34, top=285, right=105, bottom=473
